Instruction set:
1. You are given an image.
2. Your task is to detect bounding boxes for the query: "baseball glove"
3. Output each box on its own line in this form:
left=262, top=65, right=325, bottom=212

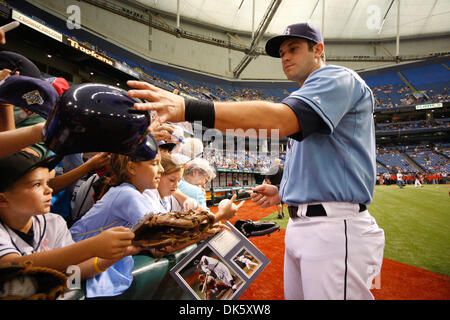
left=0, top=261, right=67, bottom=300
left=132, top=210, right=216, bottom=250
left=234, top=219, right=280, bottom=238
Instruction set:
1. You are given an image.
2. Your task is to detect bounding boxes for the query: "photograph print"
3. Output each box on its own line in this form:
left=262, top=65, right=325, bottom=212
left=173, top=245, right=245, bottom=300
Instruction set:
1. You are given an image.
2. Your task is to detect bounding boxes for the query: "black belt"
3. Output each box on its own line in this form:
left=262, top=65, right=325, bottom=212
left=288, top=203, right=367, bottom=219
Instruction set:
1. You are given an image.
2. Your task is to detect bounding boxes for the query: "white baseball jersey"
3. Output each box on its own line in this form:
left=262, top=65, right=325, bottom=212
left=143, top=189, right=183, bottom=213
left=200, top=256, right=234, bottom=286
left=0, top=213, right=74, bottom=258
left=236, top=255, right=258, bottom=268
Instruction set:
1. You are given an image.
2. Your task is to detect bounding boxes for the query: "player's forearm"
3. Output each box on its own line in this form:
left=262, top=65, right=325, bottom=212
left=214, top=101, right=300, bottom=138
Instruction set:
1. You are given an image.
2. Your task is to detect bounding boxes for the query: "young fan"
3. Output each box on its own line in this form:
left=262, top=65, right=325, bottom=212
left=144, top=153, right=241, bottom=222
left=0, top=151, right=137, bottom=281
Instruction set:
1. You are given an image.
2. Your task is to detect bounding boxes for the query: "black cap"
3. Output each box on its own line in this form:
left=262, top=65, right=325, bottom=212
left=0, top=51, right=41, bottom=78
left=158, top=140, right=177, bottom=152
left=0, top=75, right=59, bottom=119
left=265, top=23, right=323, bottom=58
left=0, top=151, right=61, bottom=192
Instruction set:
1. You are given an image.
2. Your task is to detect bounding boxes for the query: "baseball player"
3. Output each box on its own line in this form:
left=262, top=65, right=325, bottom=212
left=127, top=22, right=385, bottom=300
left=414, top=172, right=423, bottom=188
left=198, top=273, right=230, bottom=300
left=236, top=254, right=258, bottom=271
left=396, top=170, right=405, bottom=188
left=197, top=255, right=237, bottom=290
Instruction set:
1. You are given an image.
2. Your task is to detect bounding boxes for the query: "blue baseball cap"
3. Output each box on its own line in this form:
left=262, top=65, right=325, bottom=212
left=0, top=51, right=41, bottom=78
left=265, top=23, right=323, bottom=58
left=0, top=75, right=59, bottom=118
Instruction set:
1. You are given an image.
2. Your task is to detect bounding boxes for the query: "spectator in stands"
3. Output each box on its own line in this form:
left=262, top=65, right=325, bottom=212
left=178, top=157, right=216, bottom=209
left=143, top=152, right=186, bottom=213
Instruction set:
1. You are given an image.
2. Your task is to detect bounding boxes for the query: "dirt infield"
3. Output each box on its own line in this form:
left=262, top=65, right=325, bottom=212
left=212, top=200, right=450, bottom=300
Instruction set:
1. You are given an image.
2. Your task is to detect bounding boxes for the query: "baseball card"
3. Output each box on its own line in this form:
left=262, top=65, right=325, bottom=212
left=170, top=221, right=270, bottom=300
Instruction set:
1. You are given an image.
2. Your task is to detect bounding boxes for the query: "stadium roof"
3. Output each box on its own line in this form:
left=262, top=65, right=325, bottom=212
left=136, top=0, right=450, bottom=40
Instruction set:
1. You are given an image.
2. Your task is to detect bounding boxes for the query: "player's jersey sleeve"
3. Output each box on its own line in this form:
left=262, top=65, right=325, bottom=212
left=282, top=65, right=364, bottom=135
left=282, top=98, right=329, bottom=141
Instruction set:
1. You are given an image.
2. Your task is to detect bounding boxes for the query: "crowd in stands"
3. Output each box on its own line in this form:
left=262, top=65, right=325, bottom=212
left=376, top=118, right=450, bottom=132
left=5, top=1, right=448, bottom=108
left=378, top=171, right=447, bottom=185
left=376, top=145, right=449, bottom=185
left=203, top=148, right=275, bottom=173
left=371, top=84, right=449, bottom=109
left=377, top=149, right=418, bottom=173
left=406, top=149, right=450, bottom=173
left=202, top=143, right=449, bottom=185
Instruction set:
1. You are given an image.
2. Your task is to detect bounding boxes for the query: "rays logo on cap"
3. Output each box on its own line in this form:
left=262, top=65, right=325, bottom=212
left=284, top=27, right=291, bottom=35
left=22, top=90, right=44, bottom=106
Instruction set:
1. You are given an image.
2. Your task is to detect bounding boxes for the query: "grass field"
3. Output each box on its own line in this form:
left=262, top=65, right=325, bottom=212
left=369, top=184, right=450, bottom=276
left=260, top=184, right=450, bottom=276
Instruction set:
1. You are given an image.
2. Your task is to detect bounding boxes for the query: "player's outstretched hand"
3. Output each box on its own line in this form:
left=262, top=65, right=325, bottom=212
left=250, top=184, right=280, bottom=208
left=127, top=80, right=185, bottom=123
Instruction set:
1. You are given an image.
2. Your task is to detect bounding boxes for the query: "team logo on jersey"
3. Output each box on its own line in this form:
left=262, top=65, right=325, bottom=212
left=22, top=90, right=44, bottom=105
left=313, top=96, right=321, bottom=104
